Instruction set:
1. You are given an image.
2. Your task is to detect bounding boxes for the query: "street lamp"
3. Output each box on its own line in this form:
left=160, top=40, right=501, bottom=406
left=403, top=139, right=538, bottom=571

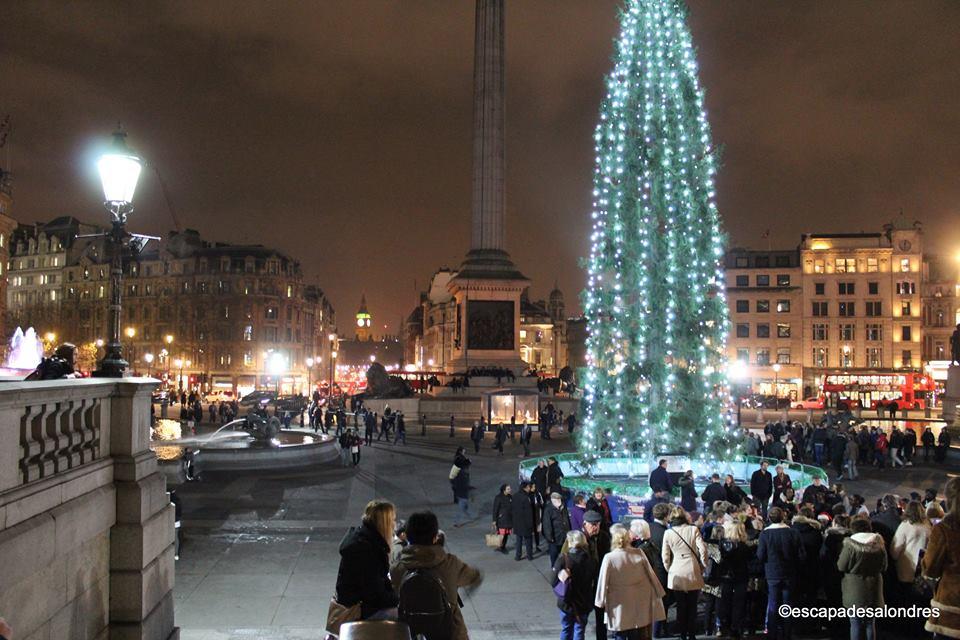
left=143, top=352, right=154, bottom=377
left=772, top=362, right=782, bottom=398
left=267, top=351, right=286, bottom=395
left=94, top=128, right=142, bottom=377
left=305, top=357, right=315, bottom=395
left=328, top=332, right=338, bottom=390
left=729, top=359, right=751, bottom=426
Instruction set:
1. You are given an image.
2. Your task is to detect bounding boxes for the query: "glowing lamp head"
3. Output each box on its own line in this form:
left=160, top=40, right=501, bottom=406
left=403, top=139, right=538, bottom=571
left=97, top=129, right=142, bottom=205
left=124, top=326, right=136, bottom=339
left=165, top=334, right=174, bottom=345
left=95, top=338, right=105, bottom=348
left=267, top=351, right=286, bottom=376
left=305, top=357, right=315, bottom=368
left=143, top=353, right=155, bottom=364
left=173, top=358, right=183, bottom=368
left=331, top=351, right=338, bottom=359
left=728, top=359, right=749, bottom=381
left=772, top=363, right=782, bottom=373
left=369, top=354, right=376, bottom=362
left=44, top=332, right=56, bottom=343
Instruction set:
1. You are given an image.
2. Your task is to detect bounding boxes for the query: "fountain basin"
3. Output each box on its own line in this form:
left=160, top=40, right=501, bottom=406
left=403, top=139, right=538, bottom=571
left=520, top=452, right=827, bottom=521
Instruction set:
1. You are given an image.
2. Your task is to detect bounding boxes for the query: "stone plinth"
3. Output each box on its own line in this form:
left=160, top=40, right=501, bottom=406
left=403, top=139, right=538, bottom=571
left=0, top=378, right=178, bottom=640
left=943, top=364, right=960, bottom=425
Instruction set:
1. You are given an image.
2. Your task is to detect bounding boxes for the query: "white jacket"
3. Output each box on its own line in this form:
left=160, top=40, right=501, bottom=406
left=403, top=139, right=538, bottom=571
left=662, top=524, right=708, bottom=591
left=595, top=547, right=666, bottom=631
left=890, top=520, right=932, bottom=583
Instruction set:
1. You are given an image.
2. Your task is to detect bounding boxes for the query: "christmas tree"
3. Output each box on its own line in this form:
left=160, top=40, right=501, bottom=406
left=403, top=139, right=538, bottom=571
left=580, top=0, right=735, bottom=463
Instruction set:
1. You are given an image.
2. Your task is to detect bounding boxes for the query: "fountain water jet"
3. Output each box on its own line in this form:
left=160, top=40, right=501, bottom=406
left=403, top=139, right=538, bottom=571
left=1, top=327, right=44, bottom=376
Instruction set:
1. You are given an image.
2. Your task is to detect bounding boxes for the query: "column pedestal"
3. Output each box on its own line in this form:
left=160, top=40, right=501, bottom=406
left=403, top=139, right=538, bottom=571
left=942, top=364, right=960, bottom=426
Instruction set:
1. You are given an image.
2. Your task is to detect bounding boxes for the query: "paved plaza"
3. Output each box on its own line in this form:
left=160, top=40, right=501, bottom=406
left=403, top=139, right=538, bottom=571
left=172, top=426, right=957, bottom=640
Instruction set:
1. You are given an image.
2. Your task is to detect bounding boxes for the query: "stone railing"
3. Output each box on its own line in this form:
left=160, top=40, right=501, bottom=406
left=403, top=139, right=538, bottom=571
left=0, top=378, right=178, bottom=640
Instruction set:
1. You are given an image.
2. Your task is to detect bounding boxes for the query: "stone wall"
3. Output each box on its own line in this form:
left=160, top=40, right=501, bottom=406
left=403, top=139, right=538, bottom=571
left=0, top=379, right=177, bottom=640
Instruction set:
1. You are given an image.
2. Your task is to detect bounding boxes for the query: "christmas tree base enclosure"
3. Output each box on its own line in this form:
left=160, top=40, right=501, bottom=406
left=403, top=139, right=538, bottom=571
left=518, top=453, right=828, bottom=521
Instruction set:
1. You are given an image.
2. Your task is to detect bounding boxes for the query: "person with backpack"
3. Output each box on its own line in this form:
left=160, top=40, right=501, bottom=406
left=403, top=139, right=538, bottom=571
left=392, top=510, right=482, bottom=640
left=550, top=529, right=597, bottom=640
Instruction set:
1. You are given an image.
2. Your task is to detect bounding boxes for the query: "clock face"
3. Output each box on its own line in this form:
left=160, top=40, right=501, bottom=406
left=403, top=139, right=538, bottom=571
left=357, top=318, right=364, bottom=327
left=365, top=319, right=371, bottom=326
left=899, top=240, right=911, bottom=252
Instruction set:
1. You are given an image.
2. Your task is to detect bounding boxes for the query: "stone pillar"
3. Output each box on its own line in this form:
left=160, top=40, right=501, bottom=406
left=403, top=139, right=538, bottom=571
left=107, top=380, right=178, bottom=640
left=943, top=365, right=960, bottom=426
left=470, top=0, right=505, bottom=252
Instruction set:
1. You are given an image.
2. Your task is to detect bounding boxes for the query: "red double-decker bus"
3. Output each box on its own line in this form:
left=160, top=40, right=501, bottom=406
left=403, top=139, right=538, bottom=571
left=821, top=372, right=935, bottom=411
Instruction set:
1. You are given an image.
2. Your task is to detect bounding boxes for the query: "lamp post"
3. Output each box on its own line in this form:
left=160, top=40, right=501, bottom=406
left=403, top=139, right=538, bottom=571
left=305, top=357, right=315, bottom=395
left=328, top=332, right=337, bottom=390
left=125, top=326, right=137, bottom=370
left=143, top=352, right=154, bottom=378
left=267, top=351, right=286, bottom=395
left=772, top=362, right=782, bottom=398
left=729, top=359, right=750, bottom=426
left=94, top=129, right=142, bottom=377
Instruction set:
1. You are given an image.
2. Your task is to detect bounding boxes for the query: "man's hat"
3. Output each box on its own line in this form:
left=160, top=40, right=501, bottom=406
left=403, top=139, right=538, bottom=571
left=584, top=511, right=602, bottom=524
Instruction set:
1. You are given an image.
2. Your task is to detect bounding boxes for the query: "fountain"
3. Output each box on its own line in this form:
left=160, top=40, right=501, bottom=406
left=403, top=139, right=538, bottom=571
left=150, top=412, right=337, bottom=476
left=0, top=327, right=44, bottom=378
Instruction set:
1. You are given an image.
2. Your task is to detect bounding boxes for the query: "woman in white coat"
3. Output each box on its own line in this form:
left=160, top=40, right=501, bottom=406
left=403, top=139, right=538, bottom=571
left=662, top=506, right=708, bottom=640
left=595, top=523, right=666, bottom=640
left=890, top=500, right=932, bottom=588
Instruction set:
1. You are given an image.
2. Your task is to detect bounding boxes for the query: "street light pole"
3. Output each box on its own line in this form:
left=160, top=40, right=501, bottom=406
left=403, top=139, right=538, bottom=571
left=94, top=129, right=142, bottom=378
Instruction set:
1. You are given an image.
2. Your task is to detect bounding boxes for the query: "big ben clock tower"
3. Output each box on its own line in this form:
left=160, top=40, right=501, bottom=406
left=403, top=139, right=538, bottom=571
left=355, top=294, right=372, bottom=341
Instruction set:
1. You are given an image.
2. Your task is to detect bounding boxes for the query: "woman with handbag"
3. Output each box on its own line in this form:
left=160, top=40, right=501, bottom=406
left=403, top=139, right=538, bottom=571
left=595, top=524, right=666, bottom=640
left=662, top=507, right=707, bottom=640
left=890, top=500, right=931, bottom=601
left=923, top=477, right=960, bottom=639
left=329, top=499, right=400, bottom=635
left=491, top=484, right=514, bottom=553
left=550, top=530, right=597, bottom=640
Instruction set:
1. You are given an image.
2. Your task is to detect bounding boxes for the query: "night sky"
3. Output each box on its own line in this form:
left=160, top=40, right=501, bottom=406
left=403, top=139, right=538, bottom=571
left=2, top=1, right=959, bottom=333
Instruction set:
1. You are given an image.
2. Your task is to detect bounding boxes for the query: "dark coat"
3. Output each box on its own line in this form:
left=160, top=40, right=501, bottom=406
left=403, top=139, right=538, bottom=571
left=451, top=468, right=471, bottom=500
left=647, top=520, right=669, bottom=588
left=773, top=473, right=793, bottom=503
left=791, top=515, right=824, bottom=588
left=725, top=483, right=748, bottom=506
left=820, top=526, right=851, bottom=605
left=492, top=493, right=513, bottom=530
left=649, top=466, right=672, bottom=494
left=801, top=483, right=828, bottom=510
left=546, top=462, right=565, bottom=493
left=719, top=539, right=752, bottom=582
left=542, top=502, right=571, bottom=545
left=757, top=524, right=805, bottom=580
left=335, top=522, right=399, bottom=619
left=512, top=490, right=535, bottom=536
left=531, top=465, right=548, bottom=495
left=750, top=469, right=773, bottom=500
left=700, top=482, right=726, bottom=509
left=678, top=476, right=697, bottom=512
left=550, top=548, right=597, bottom=615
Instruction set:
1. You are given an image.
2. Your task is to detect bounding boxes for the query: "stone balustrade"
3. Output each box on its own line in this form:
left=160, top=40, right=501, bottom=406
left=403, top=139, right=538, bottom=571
left=0, top=378, right=178, bottom=640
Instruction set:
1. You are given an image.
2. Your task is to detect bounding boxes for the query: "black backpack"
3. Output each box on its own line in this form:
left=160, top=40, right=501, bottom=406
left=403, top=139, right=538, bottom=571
left=398, top=568, right=454, bottom=640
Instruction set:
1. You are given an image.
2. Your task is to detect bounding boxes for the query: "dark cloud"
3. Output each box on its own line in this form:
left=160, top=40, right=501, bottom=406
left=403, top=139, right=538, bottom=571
left=1, top=1, right=957, bottom=331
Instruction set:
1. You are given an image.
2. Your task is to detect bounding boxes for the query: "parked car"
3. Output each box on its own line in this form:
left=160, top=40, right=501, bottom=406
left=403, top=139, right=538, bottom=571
left=204, top=389, right=235, bottom=404
left=792, top=396, right=825, bottom=410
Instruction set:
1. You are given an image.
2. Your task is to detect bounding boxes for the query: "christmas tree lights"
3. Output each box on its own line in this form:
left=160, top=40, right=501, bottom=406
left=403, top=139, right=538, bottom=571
left=580, top=0, right=736, bottom=463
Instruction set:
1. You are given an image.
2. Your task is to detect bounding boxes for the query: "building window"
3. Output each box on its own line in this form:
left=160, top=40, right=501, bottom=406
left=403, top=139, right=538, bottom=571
left=896, top=281, right=916, bottom=295
left=736, top=348, right=749, bottom=362
left=265, top=307, right=278, bottom=320
left=866, top=257, right=878, bottom=273
left=735, top=257, right=748, bottom=268
left=867, top=347, right=882, bottom=368
left=813, top=324, right=828, bottom=341
left=901, top=301, right=912, bottom=316
left=776, top=299, right=790, bottom=313
left=776, top=274, right=791, bottom=286
left=264, top=326, right=278, bottom=342
left=814, top=260, right=825, bottom=273
left=840, top=348, right=854, bottom=368
left=218, top=353, right=232, bottom=366
left=840, top=324, right=855, bottom=341
left=243, top=325, right=253, bottom=341
left=901, top=350, right=912, bottom=367
left=868, top=282, right=879, bottom=295
left=775, top=255, right=791, bottom=267
left=735, top=300, right=749, bottom=313
left=866, top=324, right=882, bottom=341
left=865, top=301, right=882, bottom=317
left=900, top=258, right=910, bottom=272
left=244, top=351, right=254, bottom=366
left=286, top=284, right=293, bottom=298
left=756, top=348, right=770, bottom=366
left=222, top=305, right=229, bottom=319
left=835, top=258, right=856, bottom=273
left=901, top=325, right=912, bottom=341
left=838, top=282, right=855, bottom=295
left=757, top=324, right=770, bottom=338
left=814, top=282, right=825, bottom=295
left=756, top=275, right=770, bottom=287
left=777, top=323, right=791, bottom=338
left=936, top=342, right=945, bottom=359
left=736, top=324, right=749, bottom=338
left=776, top=348, right=791, bottom=364
left=838, top=302, right=855, bottom=317
left=735, top=275, right=748, bottom=287
left=755, top=256, right=770, bottom=268
left=757, top=300, right=770, bottom=313
left=813, top=347, right=828, bottom=367
left=812, top=301, right=828, bottom=317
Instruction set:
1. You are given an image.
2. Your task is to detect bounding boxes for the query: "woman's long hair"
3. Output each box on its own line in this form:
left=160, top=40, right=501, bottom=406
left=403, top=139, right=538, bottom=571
left=362, top=499, right=396, bottom=545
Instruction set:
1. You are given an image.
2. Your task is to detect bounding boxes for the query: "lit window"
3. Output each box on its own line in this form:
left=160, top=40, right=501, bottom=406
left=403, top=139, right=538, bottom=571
left=776, top=300, right=790, bottom=313
left=900, top=258, right=910, bottom=272
left=814, top=260, right=825, bottom=273
left=777, top=323, right=790, bottom=338
left=813, top=324, right=828, bottom=341
left=835, top=258, right=856, bottom=273
left=866, top=258, right=878, bottom=273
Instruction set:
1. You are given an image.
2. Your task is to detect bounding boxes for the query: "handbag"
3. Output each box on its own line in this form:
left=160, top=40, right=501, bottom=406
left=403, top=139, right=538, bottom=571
left=552, top=554, right=572, bottom=598
left=913, top=554, right=938, bottom=601
left=449, top=465, right=461, bottom=481
left=325, top=597, right=361, bottom=636
left=485, top=525, right=502, bottom=547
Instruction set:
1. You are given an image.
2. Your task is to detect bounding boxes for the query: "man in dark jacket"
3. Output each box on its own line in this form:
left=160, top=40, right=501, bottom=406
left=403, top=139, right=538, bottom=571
left=750, top=461, right=773, bottom=519
left=701, top=473, right=726, bottom=511
left=790, top=506, right=824, bottom=609
left=531, top=460, right=549, bottom=503
left=649, top=459, right=672, bottom=497
left=542, top=492, right=571, bottom=566
left=921, top=427, right=935, bottom=461
left=757, top=507, right=805, bottom=639
left=647, top=502, right=673, bottom=638
left=512, top=482, right=536, bottom=561
left=801, top=476, right=828, bottom=513
left=560, top=510, right=611, bottom=640
left=546, top=457, right=565, bottom=495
